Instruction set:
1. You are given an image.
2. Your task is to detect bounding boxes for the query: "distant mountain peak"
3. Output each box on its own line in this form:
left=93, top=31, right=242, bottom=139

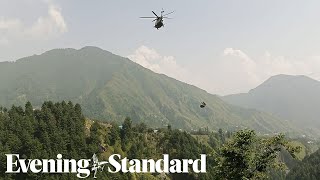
left=40, top=46, right=113, bottom=56
left=255, top=74, right=319, bottom=90
left=40, top=48, right=76, bottom=56
left=223, top=74, right=320, bottom=134
left=80, top=46, right=104, bottom=52
left=267, top=74, right=314, bottom=81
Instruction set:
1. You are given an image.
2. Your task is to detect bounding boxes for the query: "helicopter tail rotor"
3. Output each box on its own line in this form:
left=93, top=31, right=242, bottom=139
left=163, top=11, right=175, bottom=17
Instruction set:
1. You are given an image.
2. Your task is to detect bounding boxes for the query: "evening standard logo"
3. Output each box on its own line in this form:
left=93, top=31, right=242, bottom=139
left=5, top=153, right=207, bottom=178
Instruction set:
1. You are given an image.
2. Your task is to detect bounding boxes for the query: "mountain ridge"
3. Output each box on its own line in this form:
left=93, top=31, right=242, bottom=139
left=0, top=47, right=299, bottom=134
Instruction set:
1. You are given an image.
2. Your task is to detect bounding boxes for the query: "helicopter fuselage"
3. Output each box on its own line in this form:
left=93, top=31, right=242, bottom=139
left=154, top=18, right=164, bottom=29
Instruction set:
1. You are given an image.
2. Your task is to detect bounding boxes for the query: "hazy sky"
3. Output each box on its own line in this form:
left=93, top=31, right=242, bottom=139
left=1, top=0, right=320, bottom=95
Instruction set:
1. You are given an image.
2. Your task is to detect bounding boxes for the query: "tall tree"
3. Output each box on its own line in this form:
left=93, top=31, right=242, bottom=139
left=216, top=129, right=301, bottom=179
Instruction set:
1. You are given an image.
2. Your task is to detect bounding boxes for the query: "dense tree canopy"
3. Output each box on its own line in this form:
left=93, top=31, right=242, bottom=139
left=0, top=102, right=302, bottom=180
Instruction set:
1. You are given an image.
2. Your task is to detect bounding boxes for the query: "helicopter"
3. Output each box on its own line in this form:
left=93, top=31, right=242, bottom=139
left=140, top=10, right=174, bottom=29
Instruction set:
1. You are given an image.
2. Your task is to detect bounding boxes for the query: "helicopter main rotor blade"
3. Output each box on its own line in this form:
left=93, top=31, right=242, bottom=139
left=163, top=11, right=174, bottom=16
left=140, top=17, right=156, bottom=18
left=152, top=11, right=159, bottom=18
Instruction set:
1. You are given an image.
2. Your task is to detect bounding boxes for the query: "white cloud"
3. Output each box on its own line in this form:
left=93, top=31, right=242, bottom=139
left=0, top=0, right=67, bottom=44
left=26, top=3, right=67, bottom=39
left=128, top=46, right=188, bottom=81
left=223, top=48, right=260, bottom=85
left=214, top=48, right=320, bottom=94
left=128, top=46, right=320, bottom=96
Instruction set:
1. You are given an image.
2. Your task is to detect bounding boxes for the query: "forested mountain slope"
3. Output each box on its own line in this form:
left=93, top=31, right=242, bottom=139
left=0, top=47, right=297, bottom=133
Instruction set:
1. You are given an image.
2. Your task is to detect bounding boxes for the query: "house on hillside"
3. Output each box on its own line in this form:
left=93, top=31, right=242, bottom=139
left=153, top=129, right=158, bottom=133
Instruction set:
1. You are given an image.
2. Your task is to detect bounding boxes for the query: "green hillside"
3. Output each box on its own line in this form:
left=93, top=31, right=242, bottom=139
left=0, top=47, right=297, bottom=133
